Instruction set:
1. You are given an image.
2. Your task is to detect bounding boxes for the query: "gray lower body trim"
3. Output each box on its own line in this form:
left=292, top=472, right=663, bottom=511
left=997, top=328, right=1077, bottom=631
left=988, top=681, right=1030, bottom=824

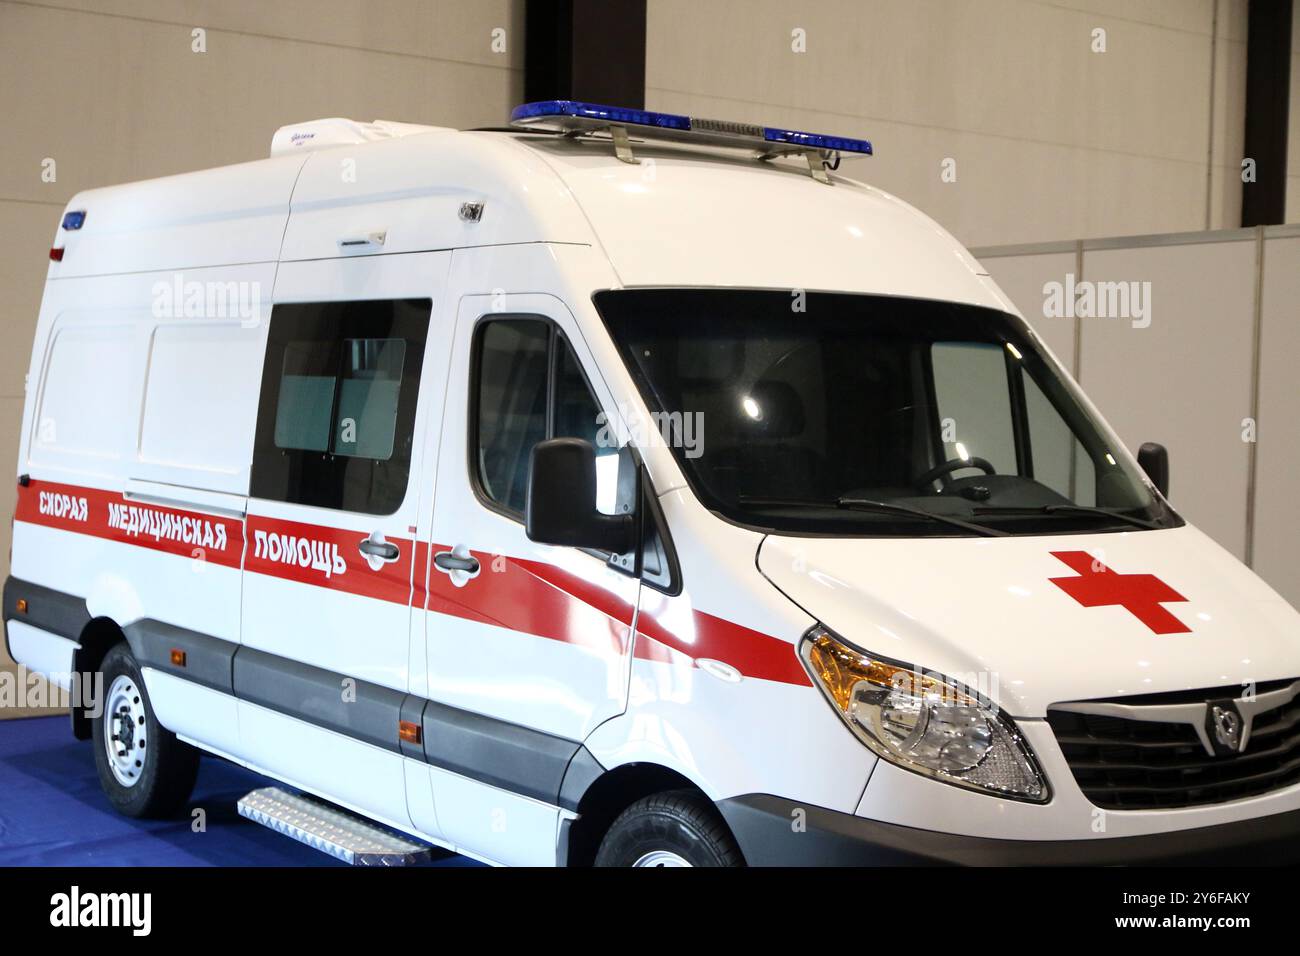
left=420, top=700, right=581, bottom=805
left=234, top=649, right=588, bottom=804
left=2, top=577, right=600, bottom=809
left=557, top=744, right=606, bottom=812
left=234, top=646, right=407, bottom=756
left=4, top=576, right=93, bottom=739
left=125, top=619, right=236, bottom=695
left=3, top=576, right=91, bottom=652
left=719, top=794, right=1300, bottom=866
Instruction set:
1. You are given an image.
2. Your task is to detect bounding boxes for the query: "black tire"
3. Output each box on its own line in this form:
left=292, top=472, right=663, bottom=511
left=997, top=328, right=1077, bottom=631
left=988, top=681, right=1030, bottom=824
left=594, top=789, right=745, bottom=867
left=91, top=642, right=200, bottom=818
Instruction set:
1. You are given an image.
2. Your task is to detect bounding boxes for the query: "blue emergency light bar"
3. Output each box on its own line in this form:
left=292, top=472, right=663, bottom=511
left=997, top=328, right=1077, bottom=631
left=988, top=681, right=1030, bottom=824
left=508, top=100, right=872, bottom=157
left=511, top=100, right=692, bottom=132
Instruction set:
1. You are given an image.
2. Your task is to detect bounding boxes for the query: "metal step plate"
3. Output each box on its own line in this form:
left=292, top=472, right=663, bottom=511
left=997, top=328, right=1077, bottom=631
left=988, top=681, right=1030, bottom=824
left=237, top=787, right=433, bottom=866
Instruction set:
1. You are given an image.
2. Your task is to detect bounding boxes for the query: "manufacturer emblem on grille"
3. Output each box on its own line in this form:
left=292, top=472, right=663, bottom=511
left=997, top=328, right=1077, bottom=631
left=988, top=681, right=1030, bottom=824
left=1052, top=680, right=1300, bottom=808
left=1210, top=704, right=1242, bottom=751
left=1205, top=700, right=1248, bottom=756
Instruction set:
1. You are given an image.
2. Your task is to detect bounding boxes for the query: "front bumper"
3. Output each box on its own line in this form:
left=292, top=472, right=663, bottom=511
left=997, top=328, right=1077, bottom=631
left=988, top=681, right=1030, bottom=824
left=718, top=794, right=1300, bottom=866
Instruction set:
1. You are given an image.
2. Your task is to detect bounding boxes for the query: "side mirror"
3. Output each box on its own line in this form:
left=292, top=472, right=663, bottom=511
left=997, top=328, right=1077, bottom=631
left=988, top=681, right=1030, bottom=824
left=525, top=438, right=636, bottom=553
left=1137, top=442, right=1169, bottom=498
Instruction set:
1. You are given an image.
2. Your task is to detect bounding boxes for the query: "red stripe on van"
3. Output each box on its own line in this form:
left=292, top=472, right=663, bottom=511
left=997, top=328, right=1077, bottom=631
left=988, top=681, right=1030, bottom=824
left=425, top=545, right=633, bottom=659
left=15, top=479, right=809, bottom=686
left=245, top=515, right=413, bottom=606
left=14, top=479, right=243, bottom=569
left=421, top=547, right=806, bottom=684
left=412, top=536, right=430, bottom=611
left=420, top=544, right=806, bottom=685
left=634, top=591, right=812, bottom=687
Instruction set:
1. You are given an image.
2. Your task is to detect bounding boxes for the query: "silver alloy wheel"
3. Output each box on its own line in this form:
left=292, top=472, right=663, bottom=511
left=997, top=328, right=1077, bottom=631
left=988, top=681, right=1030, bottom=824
left=632, top=850, right=693, bottom=867
left=104, top=673, right=147, bottom=787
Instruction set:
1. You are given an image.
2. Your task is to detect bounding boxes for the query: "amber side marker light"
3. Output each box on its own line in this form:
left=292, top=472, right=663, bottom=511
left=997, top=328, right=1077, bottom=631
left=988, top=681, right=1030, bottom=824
left=15, top=598, right=27, bottom=614
left=398, top=720, right=422, bottom=745
left=169, top=648, right=187, bottom=667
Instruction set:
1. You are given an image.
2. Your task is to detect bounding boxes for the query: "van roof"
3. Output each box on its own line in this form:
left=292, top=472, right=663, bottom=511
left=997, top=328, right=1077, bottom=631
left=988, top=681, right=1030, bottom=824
left=50, top=117, right=1005, bottom=310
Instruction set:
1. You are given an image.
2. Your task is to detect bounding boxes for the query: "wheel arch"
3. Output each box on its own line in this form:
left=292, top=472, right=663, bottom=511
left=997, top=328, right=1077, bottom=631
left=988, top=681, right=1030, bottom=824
left=559, top=757, right=743, bottom=867
left=70, top=615, right=128, bottom=740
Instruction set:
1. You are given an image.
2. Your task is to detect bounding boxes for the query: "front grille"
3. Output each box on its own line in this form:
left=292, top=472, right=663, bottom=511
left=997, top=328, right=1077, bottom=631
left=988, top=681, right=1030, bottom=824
left=1046, top=681, right=1300, bottom=810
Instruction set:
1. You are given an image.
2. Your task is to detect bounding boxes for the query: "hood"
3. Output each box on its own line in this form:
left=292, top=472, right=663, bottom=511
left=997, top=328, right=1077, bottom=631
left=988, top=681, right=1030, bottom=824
left=758, top=524, right=1300, bottom=717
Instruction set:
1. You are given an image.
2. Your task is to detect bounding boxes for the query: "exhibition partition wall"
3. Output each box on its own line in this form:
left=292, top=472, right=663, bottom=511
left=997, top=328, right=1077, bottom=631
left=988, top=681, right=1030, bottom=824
left=974, top=225, right=1300, bottom=608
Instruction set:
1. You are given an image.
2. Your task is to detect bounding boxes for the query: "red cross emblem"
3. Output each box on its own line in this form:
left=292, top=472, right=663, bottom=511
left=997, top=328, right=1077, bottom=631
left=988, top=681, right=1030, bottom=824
left=1048, top=551, right=1190, bottom=634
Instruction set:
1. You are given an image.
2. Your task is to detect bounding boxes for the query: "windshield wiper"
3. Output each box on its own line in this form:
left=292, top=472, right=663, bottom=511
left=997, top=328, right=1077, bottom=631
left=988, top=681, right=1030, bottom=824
left=976, top=504, right=1162, bottom=531
left=735, top=495, right=1006, bottom=537
left=836, top=497, right=1009, bottom=537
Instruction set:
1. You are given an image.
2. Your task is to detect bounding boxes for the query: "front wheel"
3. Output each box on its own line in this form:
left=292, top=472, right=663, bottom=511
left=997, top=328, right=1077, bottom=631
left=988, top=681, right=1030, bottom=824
left=91, top=643, right=199, bottom=818
left=594, top=790, right=744, bottom=867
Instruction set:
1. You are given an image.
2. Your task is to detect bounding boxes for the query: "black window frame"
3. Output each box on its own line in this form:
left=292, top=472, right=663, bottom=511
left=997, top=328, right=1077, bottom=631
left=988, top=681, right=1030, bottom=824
left=467, top=313, right=682, bottom=594
left=468, top=313, right=611, bottom=523
left=249, top=297, right=431, bottom=516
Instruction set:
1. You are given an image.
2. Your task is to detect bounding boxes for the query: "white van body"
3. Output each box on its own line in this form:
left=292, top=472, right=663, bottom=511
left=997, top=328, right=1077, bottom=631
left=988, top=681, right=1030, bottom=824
left=7, top=112, right=1300, bottom=866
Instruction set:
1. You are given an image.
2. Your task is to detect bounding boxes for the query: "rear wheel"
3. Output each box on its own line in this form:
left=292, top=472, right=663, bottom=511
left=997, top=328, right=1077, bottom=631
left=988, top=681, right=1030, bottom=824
left=91, top=643, right=199, bottom=818
left=594, top=789, right=744, bottom=867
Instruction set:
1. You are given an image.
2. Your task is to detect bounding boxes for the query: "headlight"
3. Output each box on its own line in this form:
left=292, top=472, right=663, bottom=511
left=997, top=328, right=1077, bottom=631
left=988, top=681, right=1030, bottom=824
left=801, top=626, right=1048, bottom=802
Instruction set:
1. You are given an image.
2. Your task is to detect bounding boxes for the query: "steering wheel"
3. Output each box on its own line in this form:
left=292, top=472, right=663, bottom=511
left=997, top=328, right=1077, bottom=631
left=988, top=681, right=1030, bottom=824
left=914, top=456, right=996, bottom=491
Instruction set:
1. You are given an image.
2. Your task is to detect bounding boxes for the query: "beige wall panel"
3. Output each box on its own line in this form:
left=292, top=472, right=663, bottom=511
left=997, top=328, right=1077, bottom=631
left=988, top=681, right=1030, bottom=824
left=13, top=0, right=524, bottom=68
left=1209, top=10, right=1248, bottom=168
left=0, top=2, right=523, bottom=205
left=1206, top=8, right=1247, bottom=229
left=646, top=88, right=1208, bottom=247
left=1252, top=236, right=1300, bottom=606
left=648, top=0, right=1214, bottom=158
left=0, top=201, right=59, bottom=399
left=1036, top=0, right=1219, bottom=35
left=1077, top=240, right=1256, bottom=558
left=647, top=0, right=1247, bottom=245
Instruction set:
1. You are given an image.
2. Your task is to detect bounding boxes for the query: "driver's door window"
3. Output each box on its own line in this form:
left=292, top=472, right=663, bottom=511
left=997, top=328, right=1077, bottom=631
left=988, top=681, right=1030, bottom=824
left=473, top=317, right=618, bottom=517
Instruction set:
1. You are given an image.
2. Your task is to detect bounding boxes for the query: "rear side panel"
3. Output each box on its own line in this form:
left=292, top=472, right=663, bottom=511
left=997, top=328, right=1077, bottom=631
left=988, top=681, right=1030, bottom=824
left=11, top=266, right=266, bottom=646
left=8, top=265, right=265, bottom=755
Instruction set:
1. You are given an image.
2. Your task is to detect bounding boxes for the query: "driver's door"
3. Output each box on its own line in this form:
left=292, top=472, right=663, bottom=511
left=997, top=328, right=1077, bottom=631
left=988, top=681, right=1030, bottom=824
left=412, top=290, right=640, bottom=865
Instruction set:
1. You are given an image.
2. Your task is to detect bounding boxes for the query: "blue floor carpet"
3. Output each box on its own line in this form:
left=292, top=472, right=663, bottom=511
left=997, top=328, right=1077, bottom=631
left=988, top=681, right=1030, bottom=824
left=0, top=715, right=476, bottom=866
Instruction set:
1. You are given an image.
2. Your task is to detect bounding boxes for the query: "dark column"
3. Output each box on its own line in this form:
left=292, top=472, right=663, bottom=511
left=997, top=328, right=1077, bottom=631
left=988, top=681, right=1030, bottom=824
left=1241, top=0, right=1293, bottom=227
left=525, top=0, right=647, bottom=108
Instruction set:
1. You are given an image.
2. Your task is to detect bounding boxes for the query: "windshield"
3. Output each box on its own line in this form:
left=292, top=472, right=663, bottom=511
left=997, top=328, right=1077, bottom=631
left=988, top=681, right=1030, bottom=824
left=595, top=290, right=1180, bottom=536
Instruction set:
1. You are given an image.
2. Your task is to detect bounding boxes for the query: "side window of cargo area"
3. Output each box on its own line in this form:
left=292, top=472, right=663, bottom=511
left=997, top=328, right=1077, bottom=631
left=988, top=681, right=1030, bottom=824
left=473, top=317, right=617, bottom=517
left=250, top=298, right=430, bottom=515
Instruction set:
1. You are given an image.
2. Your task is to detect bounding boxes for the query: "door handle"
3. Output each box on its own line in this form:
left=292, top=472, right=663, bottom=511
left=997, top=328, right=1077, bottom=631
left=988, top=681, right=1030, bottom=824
left=338, top=230, right=387, bottom=251
left=359, top=537, right=400, bottom=562
left=434, top=552, right=480, bottom=574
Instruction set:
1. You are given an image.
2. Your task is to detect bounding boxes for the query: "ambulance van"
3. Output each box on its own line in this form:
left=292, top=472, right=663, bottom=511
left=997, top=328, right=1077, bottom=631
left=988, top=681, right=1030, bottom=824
left=6, top=102, right=1300, bottom=866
